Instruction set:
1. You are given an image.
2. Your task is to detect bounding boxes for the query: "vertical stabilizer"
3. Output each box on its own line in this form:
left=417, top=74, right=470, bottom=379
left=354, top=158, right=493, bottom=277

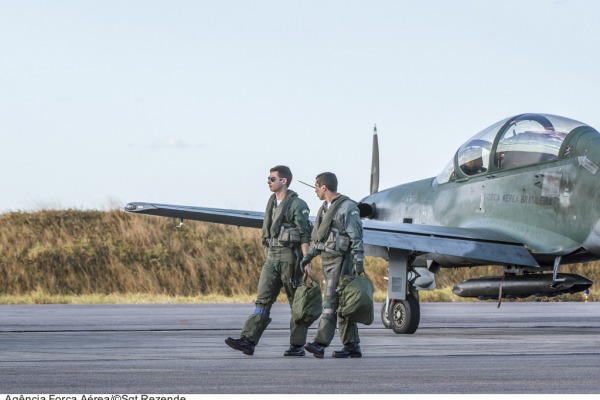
left=370, top=124, right=380, bottom=194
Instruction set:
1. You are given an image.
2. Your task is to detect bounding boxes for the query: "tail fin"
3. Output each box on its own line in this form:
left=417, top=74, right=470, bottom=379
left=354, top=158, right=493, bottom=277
left=370, top=124, right=379, bottom=195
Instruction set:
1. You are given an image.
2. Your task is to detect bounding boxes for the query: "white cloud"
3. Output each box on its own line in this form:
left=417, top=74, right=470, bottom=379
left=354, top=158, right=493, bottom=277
left=127, top=139, right=204, bottom=149
left=151, top=138, right=192, bottom=149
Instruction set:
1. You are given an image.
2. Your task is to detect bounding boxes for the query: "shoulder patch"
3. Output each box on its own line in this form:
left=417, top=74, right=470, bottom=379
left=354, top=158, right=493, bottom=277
left=350, top=210, right=359, bottom=216
left=302, top=209, right=309, bottom=215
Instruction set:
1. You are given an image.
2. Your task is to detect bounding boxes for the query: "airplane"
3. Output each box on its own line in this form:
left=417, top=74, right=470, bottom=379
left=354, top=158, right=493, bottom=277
left=125, top=112, right=596, bottom=335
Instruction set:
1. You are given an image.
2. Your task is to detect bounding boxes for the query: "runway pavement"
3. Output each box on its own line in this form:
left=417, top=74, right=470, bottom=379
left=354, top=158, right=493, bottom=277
left=1, top=302, right=599, bottom=394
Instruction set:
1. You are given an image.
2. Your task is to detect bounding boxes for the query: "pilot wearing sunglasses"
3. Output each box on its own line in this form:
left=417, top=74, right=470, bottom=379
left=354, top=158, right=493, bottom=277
left=225, top=165, right=313, bottom=357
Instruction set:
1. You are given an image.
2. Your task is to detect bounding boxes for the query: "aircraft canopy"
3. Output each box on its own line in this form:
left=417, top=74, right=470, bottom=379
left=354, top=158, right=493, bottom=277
left=436, top=113, right=591, bottom=183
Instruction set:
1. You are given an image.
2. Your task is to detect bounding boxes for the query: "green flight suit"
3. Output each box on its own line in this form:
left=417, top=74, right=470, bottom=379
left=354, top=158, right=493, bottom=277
left=239, top=190, right=312, bottom=345
left=303, top=194, right=364, bottom=347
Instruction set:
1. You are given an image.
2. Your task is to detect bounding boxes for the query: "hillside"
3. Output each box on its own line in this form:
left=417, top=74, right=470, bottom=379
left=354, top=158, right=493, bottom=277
left=0, top=210, right=596, bottom=303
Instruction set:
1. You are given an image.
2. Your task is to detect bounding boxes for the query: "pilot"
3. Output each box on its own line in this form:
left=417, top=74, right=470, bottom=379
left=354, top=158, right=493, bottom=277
left=225, top=165, right=313, bottom=357
left=462, top=157, right=486, bottom=175
left=301, top=172, right=366, bottom=359
left=460, top=147, right=487, bottom=176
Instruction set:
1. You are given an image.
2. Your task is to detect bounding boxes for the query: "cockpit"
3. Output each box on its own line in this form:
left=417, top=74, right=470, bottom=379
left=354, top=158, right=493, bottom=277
left=436, top=113, right=591, bottom=184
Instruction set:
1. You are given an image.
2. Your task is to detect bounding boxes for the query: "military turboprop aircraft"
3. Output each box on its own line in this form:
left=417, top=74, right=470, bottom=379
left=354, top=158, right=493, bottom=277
left=125, top=113, right=595, bottom=334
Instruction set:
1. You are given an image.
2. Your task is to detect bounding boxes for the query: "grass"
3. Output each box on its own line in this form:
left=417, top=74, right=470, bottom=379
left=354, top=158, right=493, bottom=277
left=0, top=209, right=597, bottom=304
left=1, top=288, right=594, bottom=305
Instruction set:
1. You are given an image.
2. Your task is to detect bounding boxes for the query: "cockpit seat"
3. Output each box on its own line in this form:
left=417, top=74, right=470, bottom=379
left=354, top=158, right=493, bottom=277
left=497, top=151, right=556, bottom=170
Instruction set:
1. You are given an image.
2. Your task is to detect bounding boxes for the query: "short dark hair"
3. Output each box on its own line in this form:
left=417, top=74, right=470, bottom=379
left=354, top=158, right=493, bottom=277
left=316, top=172, right=337, bottom=192
left=271, top=165, right=292, bottom=187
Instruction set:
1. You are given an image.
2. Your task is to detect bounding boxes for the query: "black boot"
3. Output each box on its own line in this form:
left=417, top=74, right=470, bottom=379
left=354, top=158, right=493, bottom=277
left=283, top=344, right=305, bottom=357
left=332, top=343, right=362, bottom=358
left=225, top=337, right=255, bottom=356
left=304, top=341, right=326, bottom=358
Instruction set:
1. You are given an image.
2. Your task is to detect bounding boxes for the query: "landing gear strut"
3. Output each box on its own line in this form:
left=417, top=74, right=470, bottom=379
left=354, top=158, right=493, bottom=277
left=381, top=300, right=392, bottom=329
left=383, top=249, right=422, bottom=334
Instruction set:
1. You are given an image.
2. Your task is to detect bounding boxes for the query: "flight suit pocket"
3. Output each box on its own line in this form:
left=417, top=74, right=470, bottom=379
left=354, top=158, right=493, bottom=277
left=278, top=226, right=300, bottom=245
left=337, top=235, right=350, bottom=252
left=325, top=231, right=350, bottom=252
left=325, top=231, right=337, bottom=250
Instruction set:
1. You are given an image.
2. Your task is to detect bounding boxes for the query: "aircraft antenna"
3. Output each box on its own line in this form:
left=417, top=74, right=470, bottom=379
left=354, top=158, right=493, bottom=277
left=370, top=124, right=380, bottom=194
left=299, top=180, right=316, bottom=189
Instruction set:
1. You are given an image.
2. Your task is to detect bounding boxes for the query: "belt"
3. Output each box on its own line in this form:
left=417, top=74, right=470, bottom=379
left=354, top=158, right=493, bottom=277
left=266, top=238, right=293, bottom=248
left=314, top=243, right=344, bottom=257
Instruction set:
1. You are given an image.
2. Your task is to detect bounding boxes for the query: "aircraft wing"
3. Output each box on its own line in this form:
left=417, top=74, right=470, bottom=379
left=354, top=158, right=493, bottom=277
left=124, top=202, right=265, bottom=228
left=361, top=220, right=539, bottom=267
left=124, top=201, right=538, bottom=267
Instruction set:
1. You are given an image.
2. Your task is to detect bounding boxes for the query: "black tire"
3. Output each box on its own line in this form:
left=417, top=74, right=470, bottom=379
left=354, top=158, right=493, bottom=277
left=388, top=293, right=420, bottom=334
left=380, top=300, right=392, bottom=329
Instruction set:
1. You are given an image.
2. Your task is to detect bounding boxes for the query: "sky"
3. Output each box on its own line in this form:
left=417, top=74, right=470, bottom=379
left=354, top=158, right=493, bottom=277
left=2, top=0, right=600, bottom=215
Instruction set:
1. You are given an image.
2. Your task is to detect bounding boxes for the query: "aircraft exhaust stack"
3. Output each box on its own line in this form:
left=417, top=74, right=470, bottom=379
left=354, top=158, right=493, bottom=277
left=452, top=273, right=592, bottom=299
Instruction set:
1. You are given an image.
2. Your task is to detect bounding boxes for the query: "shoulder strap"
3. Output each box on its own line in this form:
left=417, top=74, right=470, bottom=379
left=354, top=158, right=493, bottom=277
left=262, top=190, right=298, bottom=239
left=311, top=194, right=349, bottom=242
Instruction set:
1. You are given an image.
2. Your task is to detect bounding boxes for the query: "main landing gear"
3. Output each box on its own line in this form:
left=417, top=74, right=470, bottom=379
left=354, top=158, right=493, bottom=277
left=381, top=292, right=420, bottom=334
left=381, top=249, right=424, bottom=334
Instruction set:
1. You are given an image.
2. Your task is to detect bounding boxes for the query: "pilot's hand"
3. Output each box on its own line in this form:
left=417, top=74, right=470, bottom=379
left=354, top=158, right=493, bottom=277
left=303, top=263, right=313, bottom=275
left=300, top=256, right=312, bottom=269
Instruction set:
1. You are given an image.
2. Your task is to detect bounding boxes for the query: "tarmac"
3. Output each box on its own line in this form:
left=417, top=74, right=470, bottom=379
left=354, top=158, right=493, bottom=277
left=1, top=302, right=599, bottom=394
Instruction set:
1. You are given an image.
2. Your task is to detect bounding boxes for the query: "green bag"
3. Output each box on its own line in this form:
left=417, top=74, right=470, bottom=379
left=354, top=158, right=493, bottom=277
left=337, top=273, right=374, bottom=325
left=292, top=274, right=322, bottom=325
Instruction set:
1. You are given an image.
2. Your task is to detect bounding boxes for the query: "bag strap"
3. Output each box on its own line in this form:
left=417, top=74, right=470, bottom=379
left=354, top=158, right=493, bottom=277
left=302, top=274, right=318, bottom=285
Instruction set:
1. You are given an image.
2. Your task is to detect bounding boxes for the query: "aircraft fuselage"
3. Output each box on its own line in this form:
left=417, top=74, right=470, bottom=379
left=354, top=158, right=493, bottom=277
left=361, top=114, right=600, bottom=269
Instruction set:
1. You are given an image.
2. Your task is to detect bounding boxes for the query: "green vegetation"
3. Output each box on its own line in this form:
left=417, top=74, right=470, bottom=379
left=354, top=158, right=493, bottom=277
left=0, top=210, right=597, bottom=304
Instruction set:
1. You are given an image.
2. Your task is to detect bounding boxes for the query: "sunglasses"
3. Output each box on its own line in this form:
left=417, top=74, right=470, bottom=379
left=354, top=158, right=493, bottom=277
left=268, top=176, right=283, bottom=182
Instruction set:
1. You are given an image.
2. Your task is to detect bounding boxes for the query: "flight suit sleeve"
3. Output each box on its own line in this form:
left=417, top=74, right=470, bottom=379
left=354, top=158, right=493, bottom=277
left=290, top=198, right=312, bottom=244
left=343, top=202, right=365, bottom=273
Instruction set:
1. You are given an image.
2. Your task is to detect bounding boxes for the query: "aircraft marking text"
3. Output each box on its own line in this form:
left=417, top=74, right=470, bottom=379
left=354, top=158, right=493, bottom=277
left=482, top=193, right=553, bottom=205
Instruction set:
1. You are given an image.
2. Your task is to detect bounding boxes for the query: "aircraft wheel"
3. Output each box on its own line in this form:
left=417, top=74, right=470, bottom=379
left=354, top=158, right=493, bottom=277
left=388, top=293, right=420, bottom=334
left=380, top=300, right=392, bottom=329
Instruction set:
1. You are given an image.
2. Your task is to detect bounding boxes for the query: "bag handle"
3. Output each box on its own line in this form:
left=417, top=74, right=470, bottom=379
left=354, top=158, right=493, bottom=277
left=302, top=274, right=318, bottom=285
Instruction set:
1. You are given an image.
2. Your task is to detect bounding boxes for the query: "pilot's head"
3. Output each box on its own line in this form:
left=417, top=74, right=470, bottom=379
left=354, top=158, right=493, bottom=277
left=269, top=165, right=292, bottom=188
left=315, top=172, right=338, bottom=200
left=465, top=157, right=483, bottom=168
left=460, top=147, right=486, bottom=176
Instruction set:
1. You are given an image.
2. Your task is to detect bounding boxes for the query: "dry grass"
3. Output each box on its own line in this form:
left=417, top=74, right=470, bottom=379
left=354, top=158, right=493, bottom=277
left=0, top=209, right=597, bottom=304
